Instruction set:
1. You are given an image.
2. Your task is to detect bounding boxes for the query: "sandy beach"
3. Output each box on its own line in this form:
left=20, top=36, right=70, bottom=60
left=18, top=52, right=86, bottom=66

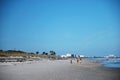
left=0, top=59, right=120, bottom=80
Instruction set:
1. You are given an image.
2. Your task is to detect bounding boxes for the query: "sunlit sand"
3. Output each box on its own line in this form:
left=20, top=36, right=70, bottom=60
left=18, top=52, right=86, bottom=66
left=0, top=59, right=120, bottom=80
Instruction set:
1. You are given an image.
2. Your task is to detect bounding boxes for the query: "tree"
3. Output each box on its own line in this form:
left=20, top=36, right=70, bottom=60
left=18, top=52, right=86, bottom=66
left=50, top=51, right=56, bottom=55
left=0, top=50, right=3, bottom=52
left=42, top=52, right=46, bottom=55
left=36, top=51, right=39, bottom=54
left=45, top=53, right=48, bottom=55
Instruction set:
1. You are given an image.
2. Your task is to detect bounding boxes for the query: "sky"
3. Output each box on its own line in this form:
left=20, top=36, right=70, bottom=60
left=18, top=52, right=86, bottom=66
left=0, top=0, right=120, bottom=56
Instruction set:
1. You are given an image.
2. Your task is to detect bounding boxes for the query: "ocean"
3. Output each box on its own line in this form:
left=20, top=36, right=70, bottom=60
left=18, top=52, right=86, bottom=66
left=101, top=58, right=120, bottom=68
left=85, top=57, right=120, bottom=68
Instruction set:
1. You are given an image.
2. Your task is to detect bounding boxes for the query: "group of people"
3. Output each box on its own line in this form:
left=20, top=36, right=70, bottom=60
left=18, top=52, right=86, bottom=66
left=70, top=57, right=82, bottom=64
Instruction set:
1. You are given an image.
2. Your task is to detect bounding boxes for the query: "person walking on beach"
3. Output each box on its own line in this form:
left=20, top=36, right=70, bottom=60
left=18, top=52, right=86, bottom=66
left=76, top=58, right=79, bottom=63
left=70, top=54, right=74, bottom=64
left=70, top=59, right=72, bottom=64
left=79, top=57, right=82, bottom=63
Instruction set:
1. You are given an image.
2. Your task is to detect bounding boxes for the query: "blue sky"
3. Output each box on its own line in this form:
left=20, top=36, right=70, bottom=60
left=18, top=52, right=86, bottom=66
left=0, top=0, right=120, bottom=56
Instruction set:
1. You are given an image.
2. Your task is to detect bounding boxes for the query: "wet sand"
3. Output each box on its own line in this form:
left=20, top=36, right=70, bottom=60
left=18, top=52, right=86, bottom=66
left=0, top=60, right=120, bottom=80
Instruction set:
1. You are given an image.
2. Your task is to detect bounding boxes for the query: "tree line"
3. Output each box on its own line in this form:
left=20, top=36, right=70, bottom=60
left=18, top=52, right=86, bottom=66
left=0, top=50, right=56, bottom=55
left=0, top=50, right=57, bottom=59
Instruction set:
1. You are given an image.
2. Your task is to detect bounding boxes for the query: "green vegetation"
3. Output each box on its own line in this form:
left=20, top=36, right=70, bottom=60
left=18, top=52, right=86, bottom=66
left=39, top=51, right=57, bottom=59
left=0, top=50, right=61, bottom=59
left=0, top=50, right=39, bottom=57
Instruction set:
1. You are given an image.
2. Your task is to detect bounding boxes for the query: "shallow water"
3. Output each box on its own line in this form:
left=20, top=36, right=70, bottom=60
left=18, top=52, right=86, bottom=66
left=102, top=58, right=120, bottom=68
left=85, top=57, right=120, bottom=68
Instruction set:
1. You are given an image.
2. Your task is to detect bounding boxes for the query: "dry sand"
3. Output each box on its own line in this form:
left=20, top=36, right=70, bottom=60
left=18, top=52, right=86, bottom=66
left=0, top=59, right=120, bottom=80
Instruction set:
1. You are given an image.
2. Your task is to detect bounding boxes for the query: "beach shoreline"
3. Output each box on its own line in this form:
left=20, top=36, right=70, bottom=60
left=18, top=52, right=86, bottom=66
left=0, top=59, right=120, bottom=80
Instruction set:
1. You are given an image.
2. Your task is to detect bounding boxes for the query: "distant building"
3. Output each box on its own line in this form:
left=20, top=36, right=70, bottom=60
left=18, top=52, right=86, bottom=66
left=79, top=55, right=84, bottom=58
left=66, top=53, right=71, bottom=58
left=61, top=55, right=66, bottom=58
left=106, top=54, right=116, bottom=58
left=61, top=54, right=85, bottom=58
